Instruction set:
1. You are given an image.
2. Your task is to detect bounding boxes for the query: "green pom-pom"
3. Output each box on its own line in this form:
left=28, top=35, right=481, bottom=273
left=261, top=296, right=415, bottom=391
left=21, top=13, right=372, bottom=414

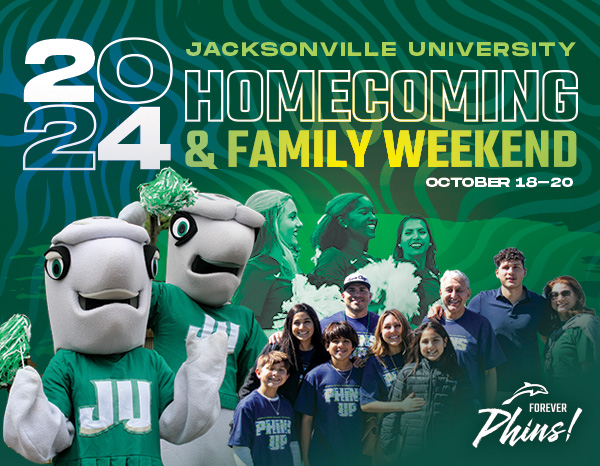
left=138, top=168, right=197, bottom=218
left=0, top=314, right=31, bottom=388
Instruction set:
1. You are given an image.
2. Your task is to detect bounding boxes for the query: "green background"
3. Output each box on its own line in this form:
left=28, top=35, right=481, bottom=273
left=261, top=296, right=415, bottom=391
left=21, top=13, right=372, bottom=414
left=0, top=1, right=598, bottom=464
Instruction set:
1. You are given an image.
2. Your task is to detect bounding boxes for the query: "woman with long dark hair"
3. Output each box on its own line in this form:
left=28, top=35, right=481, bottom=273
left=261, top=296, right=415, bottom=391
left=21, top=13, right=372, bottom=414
left=393, top=215, right=440, bottom=325
left=238, top=303, right=329, bottom=405
left=380, top=321, right=473, bottom=460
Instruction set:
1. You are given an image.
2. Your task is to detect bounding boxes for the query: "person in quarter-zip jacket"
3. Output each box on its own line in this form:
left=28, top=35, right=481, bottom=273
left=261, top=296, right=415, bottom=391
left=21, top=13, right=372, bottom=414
left=380, top=321, right=475, bottom=461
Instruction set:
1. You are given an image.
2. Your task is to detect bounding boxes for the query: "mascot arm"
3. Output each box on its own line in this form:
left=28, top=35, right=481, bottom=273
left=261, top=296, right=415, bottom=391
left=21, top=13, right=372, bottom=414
left=159, top=331, right=228, bottom=444
left=236, top=318, right=268, bottom=391
left=3, top=366, right=74, bottom=463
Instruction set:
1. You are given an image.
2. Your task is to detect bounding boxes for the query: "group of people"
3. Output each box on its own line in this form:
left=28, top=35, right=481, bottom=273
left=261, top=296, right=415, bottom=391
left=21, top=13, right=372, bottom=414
left=228, top=248, right=600, bottom=465
left=232, top=190, right=440, bottom=328
left=6, top=185, right=597, bottom=466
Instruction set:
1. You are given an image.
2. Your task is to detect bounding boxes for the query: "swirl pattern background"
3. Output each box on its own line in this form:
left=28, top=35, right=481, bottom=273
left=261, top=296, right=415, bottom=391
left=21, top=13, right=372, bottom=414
left=0, top=2, right=598, bottom=463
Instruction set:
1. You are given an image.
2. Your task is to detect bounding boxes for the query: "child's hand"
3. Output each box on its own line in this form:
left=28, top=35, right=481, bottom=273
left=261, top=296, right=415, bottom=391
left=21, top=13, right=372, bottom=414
left=401, top=392, right=426, bottom=412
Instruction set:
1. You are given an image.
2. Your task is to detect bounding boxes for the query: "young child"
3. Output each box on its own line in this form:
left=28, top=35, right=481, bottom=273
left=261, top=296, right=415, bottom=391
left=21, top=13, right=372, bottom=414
left=380, top=321, right=474, bottom=461
left=228, top=351, right=301, bottom=466
left=295, top=321, right=364, bottom=466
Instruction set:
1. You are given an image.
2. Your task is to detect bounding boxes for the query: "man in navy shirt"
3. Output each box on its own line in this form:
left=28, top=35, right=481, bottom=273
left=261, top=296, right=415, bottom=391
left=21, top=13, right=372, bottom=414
left=320, top=272, right=380, bottom=361
left=426, top=270, right=506, bottom=408
left=468, top=248, right=548, bottom=400
left=270, top=273, right=379, bottom=363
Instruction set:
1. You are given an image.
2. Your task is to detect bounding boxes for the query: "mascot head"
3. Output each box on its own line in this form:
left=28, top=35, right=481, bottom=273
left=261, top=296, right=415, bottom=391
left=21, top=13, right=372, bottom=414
left=45, top=217, right=158, bottom=355
left=165, top=193, right=264, bottom=306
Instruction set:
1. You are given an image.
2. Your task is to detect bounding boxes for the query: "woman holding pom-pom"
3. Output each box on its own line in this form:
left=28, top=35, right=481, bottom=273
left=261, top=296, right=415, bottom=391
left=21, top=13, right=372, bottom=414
left=393, top=215, right=440, bottom=325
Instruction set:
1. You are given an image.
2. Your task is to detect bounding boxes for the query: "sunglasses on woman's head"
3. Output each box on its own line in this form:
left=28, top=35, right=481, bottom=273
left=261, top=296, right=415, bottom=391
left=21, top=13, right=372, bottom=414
left=549, top=290, right=572, bottom=300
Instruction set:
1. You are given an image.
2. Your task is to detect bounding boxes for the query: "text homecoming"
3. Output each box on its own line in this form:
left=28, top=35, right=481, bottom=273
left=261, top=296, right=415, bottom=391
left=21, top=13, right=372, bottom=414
left=183, top=67, right=578, bottom=169
left=186, top=69, right=577, bottom=123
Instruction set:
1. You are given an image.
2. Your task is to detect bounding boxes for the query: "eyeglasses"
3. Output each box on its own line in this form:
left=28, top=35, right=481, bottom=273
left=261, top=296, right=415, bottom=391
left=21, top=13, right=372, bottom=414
left=549, top=290, right=572, bottom=300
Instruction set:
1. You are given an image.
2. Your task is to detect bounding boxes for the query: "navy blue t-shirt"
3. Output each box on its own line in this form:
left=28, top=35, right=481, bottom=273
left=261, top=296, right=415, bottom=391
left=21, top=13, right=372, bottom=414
left=425, top=309, right=506, bottom=402
left=360, top=353, right=404, bottom=405
left=295, top=362, right=364, bottom=466
left=299, top=348, right=316, bottom=380
left=228, top=390, right=295, bottom=466
left=320, top=311, right=380, bottom=359
left=469, top=287, right=546, bottom=392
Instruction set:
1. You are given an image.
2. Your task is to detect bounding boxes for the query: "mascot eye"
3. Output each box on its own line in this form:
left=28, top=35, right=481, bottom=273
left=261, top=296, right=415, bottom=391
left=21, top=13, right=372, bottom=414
left=44, top=246, right=71, bottom=280
left=151, top=253, right=159, bottom=277
left=173, top=218, right=189, bottom=236
left=48, top=259, right=63, bottom=278
left=169, top=212, right=197, bottom=246
left=144, top=245, right=160, bottom=279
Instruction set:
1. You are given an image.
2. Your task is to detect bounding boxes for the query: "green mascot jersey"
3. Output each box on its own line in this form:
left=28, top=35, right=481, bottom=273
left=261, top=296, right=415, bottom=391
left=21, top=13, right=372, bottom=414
left=42, top=347, right=175, bottom=466
left=149, top=281, right=268, bottom=410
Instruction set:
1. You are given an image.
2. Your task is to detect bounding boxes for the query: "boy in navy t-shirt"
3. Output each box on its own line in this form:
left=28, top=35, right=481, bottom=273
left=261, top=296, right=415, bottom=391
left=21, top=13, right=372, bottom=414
left=228, top=351, right=301, bottom=466
left=296, top=321, right=364, bottom=466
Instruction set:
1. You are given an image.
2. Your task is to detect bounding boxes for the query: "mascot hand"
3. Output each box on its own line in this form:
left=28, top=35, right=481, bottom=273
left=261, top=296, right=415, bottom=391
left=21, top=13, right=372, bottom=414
left=3, top=366, right=74, bottom=463
left=159, top=331, right=228, bottom=444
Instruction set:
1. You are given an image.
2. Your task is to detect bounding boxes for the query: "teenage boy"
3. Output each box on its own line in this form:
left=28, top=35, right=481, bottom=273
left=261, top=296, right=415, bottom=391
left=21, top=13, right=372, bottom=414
left=468, top=248, right=548, bottom=398
left=228, top=352, right=301, bottom=466
left=295, top=321, right=364, bottom=466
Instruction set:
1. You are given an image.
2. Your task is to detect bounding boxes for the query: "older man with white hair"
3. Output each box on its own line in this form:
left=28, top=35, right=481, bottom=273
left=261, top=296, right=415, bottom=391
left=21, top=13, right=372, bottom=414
left=425, top=270, right=506, bottom=408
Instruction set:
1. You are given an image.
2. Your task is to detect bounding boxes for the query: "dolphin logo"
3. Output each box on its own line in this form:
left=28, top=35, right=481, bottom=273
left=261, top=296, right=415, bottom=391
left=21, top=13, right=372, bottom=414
left=502, top=382, right=549, bottom=405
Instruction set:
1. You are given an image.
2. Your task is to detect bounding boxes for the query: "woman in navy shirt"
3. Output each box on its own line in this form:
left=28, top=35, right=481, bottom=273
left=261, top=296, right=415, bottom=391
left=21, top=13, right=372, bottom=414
left=360, top=309, right=423, bottom=412
left=239, top=303, right=329, bottom=405
left=360, top=310, right=425, bottom=462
